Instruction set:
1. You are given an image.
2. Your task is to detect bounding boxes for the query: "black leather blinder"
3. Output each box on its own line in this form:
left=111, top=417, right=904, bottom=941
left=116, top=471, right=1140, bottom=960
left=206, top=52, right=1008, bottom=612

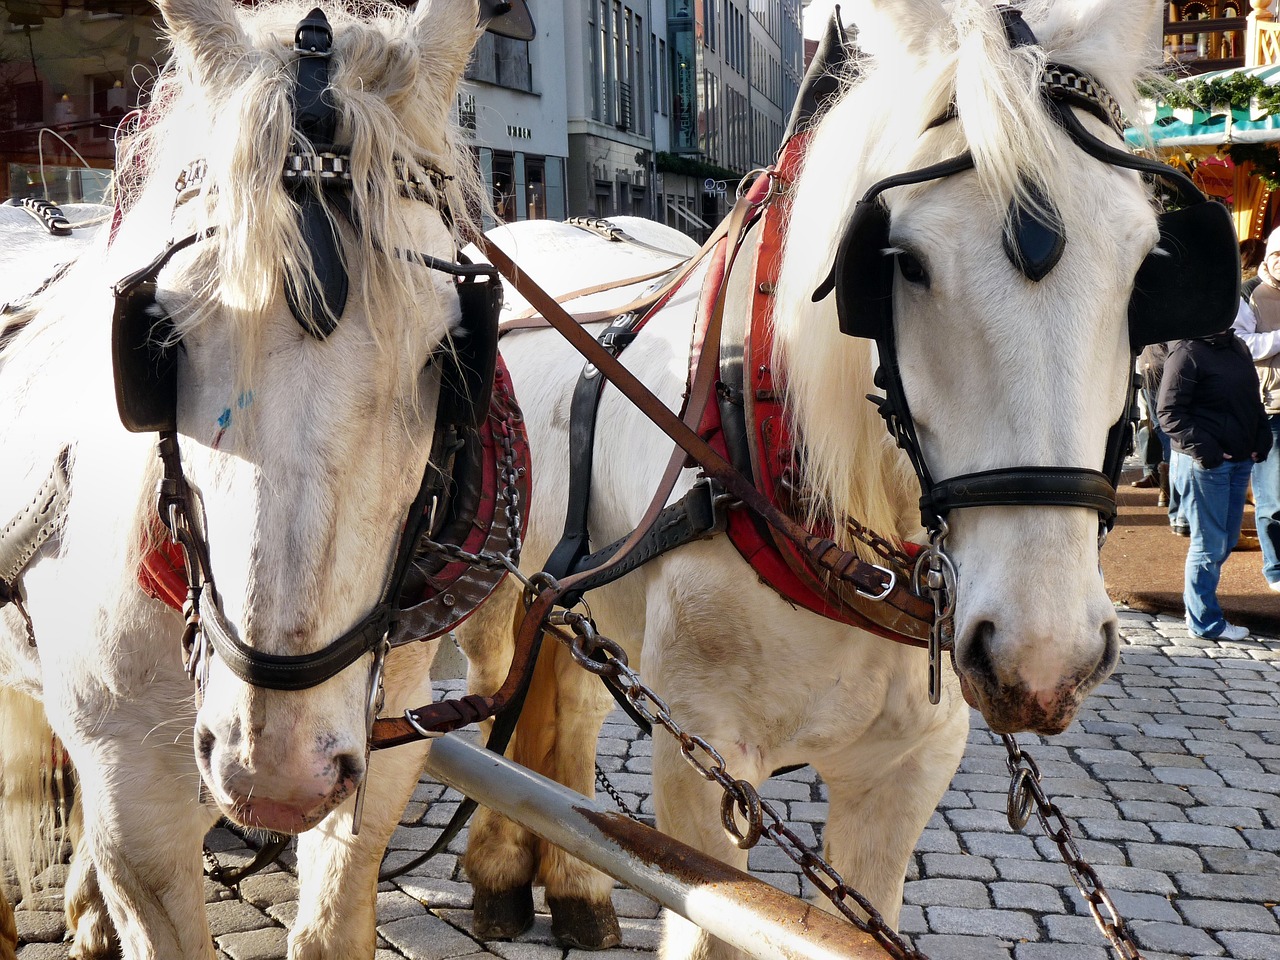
left=112, top=282, right=178, bottom=434
left=437, top=274, right=504, bottom=428
left=1128, top=199, right=1241, bottom=350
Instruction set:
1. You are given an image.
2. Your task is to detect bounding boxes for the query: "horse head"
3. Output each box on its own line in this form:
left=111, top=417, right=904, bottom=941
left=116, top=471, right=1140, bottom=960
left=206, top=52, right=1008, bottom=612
left=110, top=0, right=486, bottom=833
left=777, top=0, right=1237, bottom=734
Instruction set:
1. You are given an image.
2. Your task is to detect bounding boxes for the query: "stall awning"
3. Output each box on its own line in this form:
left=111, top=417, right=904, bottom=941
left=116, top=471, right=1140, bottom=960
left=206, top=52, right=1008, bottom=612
left=1125, top=63, right=1280, bottom=148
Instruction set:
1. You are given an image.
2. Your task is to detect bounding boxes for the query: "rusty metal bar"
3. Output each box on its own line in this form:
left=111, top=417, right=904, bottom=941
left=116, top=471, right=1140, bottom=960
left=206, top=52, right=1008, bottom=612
left=421, top=734, right=891, bottom=960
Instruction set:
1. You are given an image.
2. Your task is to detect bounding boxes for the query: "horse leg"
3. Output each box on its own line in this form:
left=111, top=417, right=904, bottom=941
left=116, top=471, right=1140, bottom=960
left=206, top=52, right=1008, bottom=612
left=65, top=799, right=120, bottom=960
left=534, top=640, right=619, bottom=950
left=39, top=656, right=218, bottom=960
left=814, top=707, right=969, bottom=929
left=0, top=887, right=15, bottom=960
left=457, top=579, right=539, bottom=940
left=650, top=722, right=763, bottom=960
left=289, top=641, right=438, bottom=960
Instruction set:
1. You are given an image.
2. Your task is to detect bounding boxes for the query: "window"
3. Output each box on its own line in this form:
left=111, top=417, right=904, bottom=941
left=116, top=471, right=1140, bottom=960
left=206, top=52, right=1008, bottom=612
left=525, top=157, right=546, bottom=220
left=491, top=152, right=517, bottom=222
left=465, top=34, right=533, bottom=93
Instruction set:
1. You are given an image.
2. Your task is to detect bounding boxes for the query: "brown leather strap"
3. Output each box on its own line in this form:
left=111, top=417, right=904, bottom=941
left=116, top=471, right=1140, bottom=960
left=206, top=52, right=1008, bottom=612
left=499, top=213, right=736, bottom=333
left=504, top=263, right=681, bottom=323
left=479, top=215, right=933, bottom=621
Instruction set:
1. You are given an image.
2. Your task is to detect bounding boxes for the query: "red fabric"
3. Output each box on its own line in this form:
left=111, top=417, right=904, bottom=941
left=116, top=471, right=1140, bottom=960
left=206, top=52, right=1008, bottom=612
left=696, top=134, right=922, bottom=641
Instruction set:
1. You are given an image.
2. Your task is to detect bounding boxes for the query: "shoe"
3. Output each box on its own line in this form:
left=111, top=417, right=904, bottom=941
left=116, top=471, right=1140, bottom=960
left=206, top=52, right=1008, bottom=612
left=1130, top=474, right=1159, bottom=488
left=1269, top=581, right=1280, bottom=594
left=1171, top=521, right=1190, bottom=537
left=1157, top=491, right=1169, bottom=507
left=1186, top=619, right=1250, bottom=642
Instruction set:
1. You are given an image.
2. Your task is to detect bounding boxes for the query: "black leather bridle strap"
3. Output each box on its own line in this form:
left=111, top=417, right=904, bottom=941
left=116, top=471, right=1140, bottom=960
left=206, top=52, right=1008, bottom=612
left=924, top=467, right=1117, bottom=522
left=200, top=598, right=391, bottom=691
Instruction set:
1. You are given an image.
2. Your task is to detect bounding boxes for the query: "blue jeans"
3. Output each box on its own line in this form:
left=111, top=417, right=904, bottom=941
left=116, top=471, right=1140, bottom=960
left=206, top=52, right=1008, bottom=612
left=1169, top=449, right=1187, bottom=526
left=1179, top=453, right=1253, bottom=636
left=1253, top=414, right=1280, bottom=585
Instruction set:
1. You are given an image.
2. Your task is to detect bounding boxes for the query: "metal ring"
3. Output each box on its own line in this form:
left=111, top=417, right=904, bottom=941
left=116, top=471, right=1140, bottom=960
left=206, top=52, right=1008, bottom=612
left=735, top=168, right=775, bottom=204
left=720, top=780, right=764, bottom=849
left=1007, top=767, right=1035, bottom=831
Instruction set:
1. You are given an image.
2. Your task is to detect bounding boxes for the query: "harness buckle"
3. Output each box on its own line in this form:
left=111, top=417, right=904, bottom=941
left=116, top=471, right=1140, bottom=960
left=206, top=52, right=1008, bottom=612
left=853, top=564, right=897, bottom=602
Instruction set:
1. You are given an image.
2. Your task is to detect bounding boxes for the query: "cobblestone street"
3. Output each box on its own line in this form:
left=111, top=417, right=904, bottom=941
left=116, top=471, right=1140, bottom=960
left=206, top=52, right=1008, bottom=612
left=9, top=607, right=1280, bottom=960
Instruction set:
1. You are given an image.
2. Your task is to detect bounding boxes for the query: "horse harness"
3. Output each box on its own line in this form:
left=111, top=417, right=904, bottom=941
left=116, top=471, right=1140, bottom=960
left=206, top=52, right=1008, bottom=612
left=0, top=10, right=527, bottom=783
left=470, top=5, right=1242, bottom=716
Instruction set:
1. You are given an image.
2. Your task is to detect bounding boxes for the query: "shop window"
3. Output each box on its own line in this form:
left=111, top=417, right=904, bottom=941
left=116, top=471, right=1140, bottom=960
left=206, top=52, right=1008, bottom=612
left=491, top=152, right=517, bottom=222
left=525, top=157, right=546, bottom=220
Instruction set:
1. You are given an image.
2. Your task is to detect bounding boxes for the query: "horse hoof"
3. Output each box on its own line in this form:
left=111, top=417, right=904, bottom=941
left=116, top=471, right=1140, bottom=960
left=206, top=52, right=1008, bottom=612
left=548, top=896, right=622, bottom=950
left=472, top=886, right=534, bottom=941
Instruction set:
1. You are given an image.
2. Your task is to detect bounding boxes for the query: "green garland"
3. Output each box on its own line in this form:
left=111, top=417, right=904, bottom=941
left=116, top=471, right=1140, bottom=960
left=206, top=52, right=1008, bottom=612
left=1226, top=142, right=1280, bottom=191
left=1145, top=73, right=1280, bottom=115
left=654, top=151, right=744, bottom=185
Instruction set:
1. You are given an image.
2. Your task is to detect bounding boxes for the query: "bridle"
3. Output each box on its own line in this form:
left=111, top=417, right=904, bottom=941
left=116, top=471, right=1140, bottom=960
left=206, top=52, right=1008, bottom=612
left=811, top=6, right=1241, bottom=698
left=109, top=10, right=502, bottom=762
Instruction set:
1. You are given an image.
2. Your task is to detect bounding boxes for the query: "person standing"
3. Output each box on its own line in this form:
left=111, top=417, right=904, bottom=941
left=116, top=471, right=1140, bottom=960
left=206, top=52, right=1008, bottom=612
left=1158, top=330, right=1273, bottom=641
left=1236, top=228, right=1280, bottom=593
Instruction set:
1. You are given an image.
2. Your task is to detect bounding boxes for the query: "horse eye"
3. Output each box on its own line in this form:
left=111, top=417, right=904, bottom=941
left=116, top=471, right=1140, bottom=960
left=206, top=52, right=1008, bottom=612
left=896, top=251, right=929, bottom=286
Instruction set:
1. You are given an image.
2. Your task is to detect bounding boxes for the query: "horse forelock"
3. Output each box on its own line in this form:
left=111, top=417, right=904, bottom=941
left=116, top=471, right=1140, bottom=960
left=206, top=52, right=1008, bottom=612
left=771, top=0, right=1153, bottom=554
left=112, top=0, right=484, bottom=397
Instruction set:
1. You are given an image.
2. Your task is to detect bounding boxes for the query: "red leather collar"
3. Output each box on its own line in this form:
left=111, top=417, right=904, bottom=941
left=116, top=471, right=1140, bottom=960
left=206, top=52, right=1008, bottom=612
left=696, top=137, right=924, bottom=644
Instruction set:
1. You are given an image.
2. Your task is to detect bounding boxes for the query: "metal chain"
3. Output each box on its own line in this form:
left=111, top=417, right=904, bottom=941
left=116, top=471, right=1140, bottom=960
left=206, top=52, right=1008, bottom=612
left=414, top=414, right=525, bottom=572
left=1003, top=735, right=1145, bottom=960
left=546, top=609, right=928, bottom=960
left=844, top=515, right=918, bottom=570
left=594, top=763, right=648, bottom=823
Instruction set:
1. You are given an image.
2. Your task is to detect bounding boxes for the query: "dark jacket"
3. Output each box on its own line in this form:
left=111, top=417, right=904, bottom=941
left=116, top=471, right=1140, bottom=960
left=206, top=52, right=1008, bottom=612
left=1157, top=333, right=1273, bottom=469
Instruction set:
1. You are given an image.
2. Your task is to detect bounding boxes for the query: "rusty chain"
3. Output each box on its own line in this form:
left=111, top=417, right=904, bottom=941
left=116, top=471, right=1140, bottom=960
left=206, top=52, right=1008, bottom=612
left=1003, top=735, right=1145, bottom=960
left=543, top=608, right=928, bottom=960
left=423, top=422, right=1144, bottom=960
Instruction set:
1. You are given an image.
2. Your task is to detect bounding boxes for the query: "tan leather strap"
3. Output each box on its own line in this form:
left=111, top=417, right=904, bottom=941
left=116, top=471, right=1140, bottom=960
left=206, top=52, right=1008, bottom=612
left=499, top=213, right=735, bottom=333
left=479, top=212, right=932, bottom=622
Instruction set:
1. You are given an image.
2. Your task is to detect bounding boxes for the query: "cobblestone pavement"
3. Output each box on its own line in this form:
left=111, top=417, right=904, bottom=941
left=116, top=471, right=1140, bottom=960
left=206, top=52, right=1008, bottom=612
left=9, top=607, right=1280, bottom=960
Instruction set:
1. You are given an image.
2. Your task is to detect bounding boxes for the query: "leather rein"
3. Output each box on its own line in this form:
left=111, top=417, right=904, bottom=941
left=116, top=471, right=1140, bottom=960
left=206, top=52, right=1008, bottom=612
left=368, top=164, right=937, bottom=750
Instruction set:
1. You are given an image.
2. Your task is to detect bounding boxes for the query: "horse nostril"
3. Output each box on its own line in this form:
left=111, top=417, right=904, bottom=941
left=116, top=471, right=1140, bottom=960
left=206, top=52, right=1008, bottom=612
left=196, top=726, right=215, bottom=762
left=333, top=751, right=364, bottom=789
left=957, top=618, right=998, bottom=687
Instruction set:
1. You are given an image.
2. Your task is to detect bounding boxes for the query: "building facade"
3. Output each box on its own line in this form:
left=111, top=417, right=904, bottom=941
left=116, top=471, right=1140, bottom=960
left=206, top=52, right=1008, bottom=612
left=463, top=26, right=571, bottom=227
left=0, top=0, right=802, bottom=241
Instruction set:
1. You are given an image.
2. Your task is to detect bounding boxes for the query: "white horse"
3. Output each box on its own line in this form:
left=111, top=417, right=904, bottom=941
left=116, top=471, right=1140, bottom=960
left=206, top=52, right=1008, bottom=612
left=0, top=1, right=487, bottom=957
left=459, top=0, right=1192, bottom=955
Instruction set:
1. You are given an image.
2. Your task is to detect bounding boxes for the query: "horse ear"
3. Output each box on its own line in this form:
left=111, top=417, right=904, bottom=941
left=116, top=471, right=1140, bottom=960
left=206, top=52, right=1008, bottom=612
left=841, top=0, right=950, bottom=63
left=1031, top=0, right=1164, bottom=91
left=155, top=0, right=252, bottom=87
left=411, top=0, right=485, bottom=86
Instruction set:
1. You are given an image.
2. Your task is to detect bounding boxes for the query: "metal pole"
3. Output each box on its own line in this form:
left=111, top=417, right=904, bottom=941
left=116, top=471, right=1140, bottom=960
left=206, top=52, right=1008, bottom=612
left=422, top=734, right=890, bottom=960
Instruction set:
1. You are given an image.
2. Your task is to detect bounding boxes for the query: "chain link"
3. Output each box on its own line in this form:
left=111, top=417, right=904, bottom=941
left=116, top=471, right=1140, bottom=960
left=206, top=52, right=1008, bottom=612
left=404, top=411, right=1141, bottom=960
left=1003, top=735, right=1145, bottom=960
left=844, top=516, right=918, bottom=570
left=548, top=609, right=927, bottom=960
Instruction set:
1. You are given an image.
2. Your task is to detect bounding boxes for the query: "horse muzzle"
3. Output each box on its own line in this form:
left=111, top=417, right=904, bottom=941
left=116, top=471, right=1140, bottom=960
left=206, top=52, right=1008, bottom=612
left=195, top=720, right=364, bottom=834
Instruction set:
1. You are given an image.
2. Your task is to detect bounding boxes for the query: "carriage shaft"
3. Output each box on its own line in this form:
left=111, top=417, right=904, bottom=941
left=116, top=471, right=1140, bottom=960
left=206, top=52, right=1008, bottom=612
left=422, top=734, right=892, bottom=960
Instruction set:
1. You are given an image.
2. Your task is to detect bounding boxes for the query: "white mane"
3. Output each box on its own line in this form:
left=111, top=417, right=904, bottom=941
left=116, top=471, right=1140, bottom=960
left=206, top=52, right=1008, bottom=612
left=772, top=0, right=1161, bottom=556
left=110, top=0, right=486, bottom=387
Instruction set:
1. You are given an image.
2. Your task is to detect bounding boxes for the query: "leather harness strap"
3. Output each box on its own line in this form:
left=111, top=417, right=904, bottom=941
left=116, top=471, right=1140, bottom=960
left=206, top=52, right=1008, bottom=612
left=473, top=189, right=936, bottom=694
